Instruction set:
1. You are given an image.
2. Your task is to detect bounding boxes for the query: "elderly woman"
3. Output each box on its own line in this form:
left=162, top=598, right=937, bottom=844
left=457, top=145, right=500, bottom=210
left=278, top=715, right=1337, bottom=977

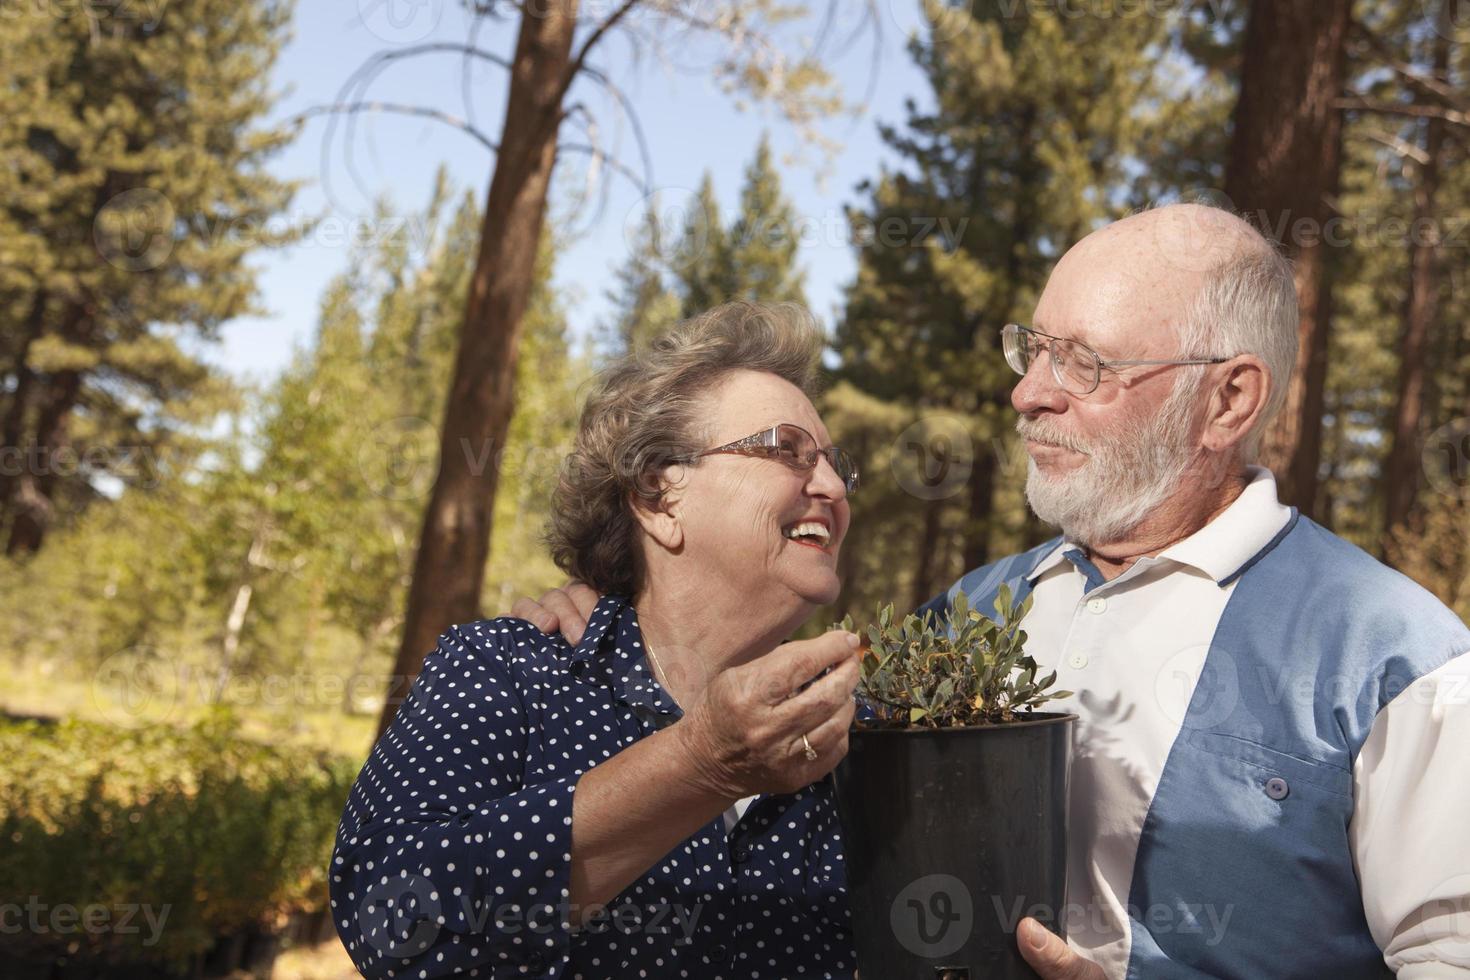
left=330, top=302, right=864, bottom=979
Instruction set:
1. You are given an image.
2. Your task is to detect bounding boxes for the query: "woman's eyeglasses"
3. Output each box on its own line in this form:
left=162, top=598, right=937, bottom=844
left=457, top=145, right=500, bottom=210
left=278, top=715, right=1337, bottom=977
left=1002, top=322, right=1230, bottom=395
left=675, top=423, right=860, bottom=494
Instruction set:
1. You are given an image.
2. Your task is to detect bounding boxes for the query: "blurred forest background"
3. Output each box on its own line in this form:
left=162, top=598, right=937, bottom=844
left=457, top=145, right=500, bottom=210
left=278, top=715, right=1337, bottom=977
left=1, top=0, right=1467, bottom=975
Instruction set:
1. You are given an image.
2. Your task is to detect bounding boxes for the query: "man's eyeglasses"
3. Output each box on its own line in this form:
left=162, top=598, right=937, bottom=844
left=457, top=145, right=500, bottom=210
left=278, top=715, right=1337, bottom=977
left=1002, top=322, right=1230, bottom=395
left=674, top=423, right=860, bottom=494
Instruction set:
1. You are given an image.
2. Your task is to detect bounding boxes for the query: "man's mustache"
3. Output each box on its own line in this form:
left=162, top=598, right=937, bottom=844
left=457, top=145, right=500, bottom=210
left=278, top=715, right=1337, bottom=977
left=1015, top=419, right=1090, bottom=455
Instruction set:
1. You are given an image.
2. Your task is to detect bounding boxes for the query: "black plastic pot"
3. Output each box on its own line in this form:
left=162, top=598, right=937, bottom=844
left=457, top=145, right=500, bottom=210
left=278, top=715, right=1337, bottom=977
left=833, top=712, right=1076, bottom=980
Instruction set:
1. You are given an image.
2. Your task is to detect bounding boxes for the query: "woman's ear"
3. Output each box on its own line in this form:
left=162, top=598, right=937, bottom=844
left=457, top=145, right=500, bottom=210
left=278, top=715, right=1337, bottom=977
left=630, top=465, right=686, bottom=552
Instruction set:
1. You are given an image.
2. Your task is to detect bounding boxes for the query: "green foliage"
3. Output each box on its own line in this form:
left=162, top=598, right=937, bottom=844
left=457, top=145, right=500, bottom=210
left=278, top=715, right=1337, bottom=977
left=605, top=207, right=683, bottom=355
left=1313, top=0, right=1470, bottom=613
left=0, top=172, right=585, bottom=724
left=0, top=0, right=301, bottom=550
left=606, top=135, right=806, bottom=355
left=836, top=586, right=1070, bottom=729
left=821, top=1, right=1209, bottom=623
left=0, top=713, right=356, bottom=968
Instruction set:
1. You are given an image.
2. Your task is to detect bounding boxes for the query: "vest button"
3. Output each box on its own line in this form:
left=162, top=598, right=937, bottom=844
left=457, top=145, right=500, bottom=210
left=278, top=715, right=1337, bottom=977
left=1264, top=776, right=1289, bottom=800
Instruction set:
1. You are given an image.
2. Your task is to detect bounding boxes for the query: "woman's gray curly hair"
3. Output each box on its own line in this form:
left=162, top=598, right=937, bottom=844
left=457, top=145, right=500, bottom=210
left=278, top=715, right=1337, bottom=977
left=547, top=301, right=824, bottom=596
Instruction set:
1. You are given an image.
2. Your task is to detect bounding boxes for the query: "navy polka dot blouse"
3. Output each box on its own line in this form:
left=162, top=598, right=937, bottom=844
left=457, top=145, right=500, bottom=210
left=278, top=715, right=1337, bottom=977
left=330, top=595, right=856, bottom=978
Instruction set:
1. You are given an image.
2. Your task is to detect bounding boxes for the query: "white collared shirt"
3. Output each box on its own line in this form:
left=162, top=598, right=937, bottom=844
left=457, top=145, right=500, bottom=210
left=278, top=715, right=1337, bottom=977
left=1018, top=465, right=1470, bottom=977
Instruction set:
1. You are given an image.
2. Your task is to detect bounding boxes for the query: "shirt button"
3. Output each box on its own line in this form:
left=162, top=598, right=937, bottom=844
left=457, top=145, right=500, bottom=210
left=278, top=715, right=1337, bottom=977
left=527, top=951, right=547, bottom=972
left=1086, top=596, right=1107, bottom=614
left=1264, top=777, right=1289, bottom=800
left=733, top=846, right=750, bottom=864
left=1067, top=652, right=1089, bottom=669
left=710, top=944, right=729, bottom=962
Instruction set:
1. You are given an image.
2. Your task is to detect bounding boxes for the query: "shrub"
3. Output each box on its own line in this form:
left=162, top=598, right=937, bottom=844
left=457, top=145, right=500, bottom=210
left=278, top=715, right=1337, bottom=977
left=0, top=710, right=357, bottom=970
left=838, top=585, right=1071, bottom=728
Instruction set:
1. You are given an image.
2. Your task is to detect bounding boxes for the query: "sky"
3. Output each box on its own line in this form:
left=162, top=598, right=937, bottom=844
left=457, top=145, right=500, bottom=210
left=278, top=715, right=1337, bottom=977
left=211, top=0, right=935, bottom=385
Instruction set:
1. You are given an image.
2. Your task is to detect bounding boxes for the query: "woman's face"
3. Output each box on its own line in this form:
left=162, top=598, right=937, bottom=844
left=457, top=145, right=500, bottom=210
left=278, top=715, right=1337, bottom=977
left=660, top=369, right=852, bottom=610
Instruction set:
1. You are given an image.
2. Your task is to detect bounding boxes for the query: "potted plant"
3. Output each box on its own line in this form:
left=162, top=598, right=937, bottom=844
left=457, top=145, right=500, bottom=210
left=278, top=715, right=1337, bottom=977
left=832, top=585, right=1076, bottom=980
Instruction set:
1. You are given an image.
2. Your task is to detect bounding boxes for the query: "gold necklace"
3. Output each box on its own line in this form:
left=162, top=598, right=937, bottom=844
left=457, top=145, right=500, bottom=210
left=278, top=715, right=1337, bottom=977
left=645, top=642, right=668, bottom=687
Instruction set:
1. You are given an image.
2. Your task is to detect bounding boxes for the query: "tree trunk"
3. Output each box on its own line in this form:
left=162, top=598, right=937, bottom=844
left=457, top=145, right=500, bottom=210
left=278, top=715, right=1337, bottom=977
left=0, top=292, right=47, bottom=537
left=1380, top=0, right=1452, bottom=557
left=962, top=440, right=996, bottom=572
left=1223, top=0, right=1351, bottom=519
left=910, top=500, right=944, bottom=612
left=378, top=3, right=580, bottom=736
left=6, top=365, right=82, bottom=556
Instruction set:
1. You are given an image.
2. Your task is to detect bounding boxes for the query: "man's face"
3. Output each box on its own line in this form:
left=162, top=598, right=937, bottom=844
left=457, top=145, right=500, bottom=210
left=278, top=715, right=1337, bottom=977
left=1010, top=226, right=1206, bottom=547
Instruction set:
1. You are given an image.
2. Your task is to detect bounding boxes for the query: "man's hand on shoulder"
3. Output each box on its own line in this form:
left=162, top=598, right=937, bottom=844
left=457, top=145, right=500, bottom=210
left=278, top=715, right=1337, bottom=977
left=509, top=582, right=601, bottom=645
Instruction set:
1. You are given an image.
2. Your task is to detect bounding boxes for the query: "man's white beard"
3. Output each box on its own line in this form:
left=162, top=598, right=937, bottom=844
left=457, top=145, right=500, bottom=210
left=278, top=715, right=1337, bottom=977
left=1018, top=379, right=1200, bottom=548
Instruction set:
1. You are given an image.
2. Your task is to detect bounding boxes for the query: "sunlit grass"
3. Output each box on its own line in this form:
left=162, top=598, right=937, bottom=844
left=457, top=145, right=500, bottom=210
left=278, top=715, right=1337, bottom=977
left=271, top=937, right=360, bottom=980
left=0, top=658, right=378, bottom=760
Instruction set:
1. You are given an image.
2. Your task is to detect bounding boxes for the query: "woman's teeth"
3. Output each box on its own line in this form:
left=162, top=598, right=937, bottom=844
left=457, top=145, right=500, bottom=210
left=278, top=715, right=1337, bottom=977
left=783, top=522, right=831, bottom=546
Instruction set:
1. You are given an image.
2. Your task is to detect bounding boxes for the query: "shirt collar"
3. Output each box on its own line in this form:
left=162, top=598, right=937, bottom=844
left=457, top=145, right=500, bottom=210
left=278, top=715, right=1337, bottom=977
left=566, top=593, right=629, bottom=667
left=1023, top=465, right=1296, bottom=588
left=1157, top=465, right=1295, bottom=585
left=1025, top=538, right=1074, bottom=583
left=565, top=594, right=681, bottom=721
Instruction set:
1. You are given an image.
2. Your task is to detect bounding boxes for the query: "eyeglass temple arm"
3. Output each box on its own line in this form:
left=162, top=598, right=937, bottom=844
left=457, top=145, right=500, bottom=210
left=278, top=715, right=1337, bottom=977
left=1104, top=356, right=1232, bottom=367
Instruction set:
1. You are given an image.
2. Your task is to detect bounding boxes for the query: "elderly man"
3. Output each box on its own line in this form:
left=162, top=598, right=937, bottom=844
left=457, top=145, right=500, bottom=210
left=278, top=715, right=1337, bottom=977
left=516, top=204, right=1470, bottom=978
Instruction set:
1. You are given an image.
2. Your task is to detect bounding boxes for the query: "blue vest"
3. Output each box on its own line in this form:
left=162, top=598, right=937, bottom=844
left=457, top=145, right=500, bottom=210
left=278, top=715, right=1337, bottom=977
left=924, top=511, right=1470, bottom=978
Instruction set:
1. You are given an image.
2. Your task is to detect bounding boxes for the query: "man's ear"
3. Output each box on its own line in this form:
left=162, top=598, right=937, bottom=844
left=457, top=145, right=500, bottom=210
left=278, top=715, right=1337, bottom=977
left=1202, top=355, right=1270, bottom=454
left=629, top=464, right=686, bottom=552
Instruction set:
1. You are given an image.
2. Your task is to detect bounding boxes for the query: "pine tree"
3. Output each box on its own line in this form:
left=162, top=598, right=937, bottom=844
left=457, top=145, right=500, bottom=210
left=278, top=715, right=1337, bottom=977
left=673, top=138, right=807, bottom=316
left=604, top=207, right=682, bottom=355
left=724, top=135, right=807, bottom=307
left=0, top=0, right=300, bottom=555
left=829, top=0, right=1178, bottom=616
left=674, top=174, right=733, bottom=316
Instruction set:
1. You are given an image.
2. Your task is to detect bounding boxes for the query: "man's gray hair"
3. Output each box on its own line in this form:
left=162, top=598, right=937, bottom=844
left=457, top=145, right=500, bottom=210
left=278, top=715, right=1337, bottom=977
left=1175, top=234, right=1299, bottom=463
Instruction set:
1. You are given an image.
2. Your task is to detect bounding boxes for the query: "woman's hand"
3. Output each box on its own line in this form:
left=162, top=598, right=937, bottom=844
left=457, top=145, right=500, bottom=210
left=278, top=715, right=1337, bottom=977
left=673, top=630, right=862, bottom=798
